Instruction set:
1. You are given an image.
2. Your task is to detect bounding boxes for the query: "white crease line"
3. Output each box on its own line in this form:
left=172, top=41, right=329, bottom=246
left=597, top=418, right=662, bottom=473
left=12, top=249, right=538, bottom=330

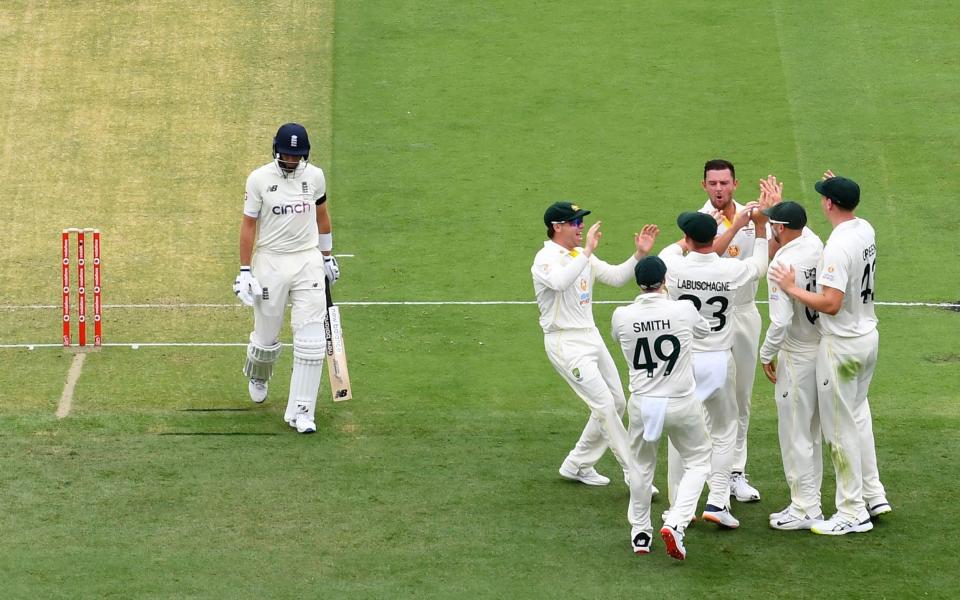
left=57, top=353, right=86, bottom=418
left=1, top=300, right=958, bottom=309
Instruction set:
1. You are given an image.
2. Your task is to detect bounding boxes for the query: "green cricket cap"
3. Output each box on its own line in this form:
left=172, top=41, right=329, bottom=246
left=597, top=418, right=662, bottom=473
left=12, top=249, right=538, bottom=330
left=677, top=211, right=718, bottom=243
left=544, top=201, right=591, bottom=226
left=815, top=176, right=860, bottom=210
left=762, top=201, right=807, bottom=230
left=635, top=256, right=667, bottom=288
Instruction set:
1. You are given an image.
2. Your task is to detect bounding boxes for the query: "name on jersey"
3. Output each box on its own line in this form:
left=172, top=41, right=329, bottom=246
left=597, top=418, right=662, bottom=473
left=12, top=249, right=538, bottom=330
left=863, top=244, right=876, bottom=260
left=676, top=279, right=731, bottom=292
left=272, top=201, right=312, bottom=215
left=632, top=319, right=671, bottom=332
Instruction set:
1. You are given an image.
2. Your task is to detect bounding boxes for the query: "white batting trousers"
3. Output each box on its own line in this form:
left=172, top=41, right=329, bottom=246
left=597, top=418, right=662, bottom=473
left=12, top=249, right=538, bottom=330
left=816, top=330, right=886, bottom=520
left=544, top=328, right=640, bottom=488
left=668, top=350, right=736, bottom=509
left=730, top=304, right=761, bottom=473
left=774, top=346, right=823, bottom=516
left=250, top=249, right=327, bottom=345
left=628, top=393, right=711, bottom=532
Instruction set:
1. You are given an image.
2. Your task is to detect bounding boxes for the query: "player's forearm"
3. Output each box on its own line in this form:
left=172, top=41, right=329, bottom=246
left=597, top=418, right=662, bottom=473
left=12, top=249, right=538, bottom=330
left=594, top=254, right=639, bottom=287
left=784, top=286, right=840, bottom=315
left=239, top=217, right=257, bottom=266
left=759, top=325, right=786, bottom=363
left=713, top=226, right=737, bottom=257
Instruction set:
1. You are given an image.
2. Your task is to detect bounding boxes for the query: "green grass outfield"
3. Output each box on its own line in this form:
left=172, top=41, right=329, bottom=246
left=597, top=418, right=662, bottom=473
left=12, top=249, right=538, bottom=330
left=1, top=1, right=958, bottom=598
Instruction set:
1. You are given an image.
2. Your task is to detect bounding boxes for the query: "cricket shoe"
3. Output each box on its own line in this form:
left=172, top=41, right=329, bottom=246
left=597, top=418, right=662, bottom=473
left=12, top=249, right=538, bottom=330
left=248, top=378, right=268, bottom=403
left=631, top=528, right=652, bottom=555
left=811, top=514, right=873, bottom=536
left=702, top=504, right=740, bottom=529
left=559, top=462, right=610, bottom=486
left=729, top=472, right=760, bottom=502
left=769, top=508, right=824, bottom=531
left=867, top=499, right=893, bottom=518
left=660, top=525, right=686, bottom=561
left=291, top=415, right=317, bottom=434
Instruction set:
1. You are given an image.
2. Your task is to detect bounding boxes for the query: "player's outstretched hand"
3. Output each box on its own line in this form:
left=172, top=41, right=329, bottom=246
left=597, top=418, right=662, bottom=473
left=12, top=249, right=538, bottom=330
left=822, top=169, right=836, bottom=180
left=769, top=264, right=796, bottom=293
left=759, top=175, right=782, bottom=207
left=732, top=202, right=759, bottom=230
left=634, top=224, right=660, bottom=257
left=323, top=255, right=340, bottom=287
left=584, top=221, right=602, bottom=256
left=233, top=267, right=262, bottom=307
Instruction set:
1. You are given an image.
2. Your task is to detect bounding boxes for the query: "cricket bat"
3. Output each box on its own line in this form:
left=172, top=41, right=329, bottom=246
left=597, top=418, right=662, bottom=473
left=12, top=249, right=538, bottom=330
left=324, top=279, right=352, bottom=401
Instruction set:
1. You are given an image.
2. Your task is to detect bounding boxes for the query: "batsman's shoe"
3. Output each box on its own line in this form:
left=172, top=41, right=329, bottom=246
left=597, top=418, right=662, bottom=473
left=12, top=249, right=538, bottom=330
left=702, top=504, right=740, bottom=529
left=631, top=528, right=652, bottom=555
left=811, top=514, right=873, bottom=536
left=660, top=525, right=686, bottom=561
left=559, top=463, right=610, bottom=486
left=248, top=378, right=268, bottom=403
left=293, top=415, right=317, bottom=434
left=729, top=472, right=760, bottom=503
left=867, top=500, right=893, bottom=518
left=770, top=509, right=824, bottom=531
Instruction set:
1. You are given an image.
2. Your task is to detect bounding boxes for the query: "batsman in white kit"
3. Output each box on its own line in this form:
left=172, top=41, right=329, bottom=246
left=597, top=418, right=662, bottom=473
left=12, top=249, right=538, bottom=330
left=771, top=173, right=890, bottom=535
left=758, top=201, right=826, bottom=530
left=658, top=209, right=768, bottom=528
left=611, top=256, right=712, bottom=561
left=531, top=201, right=657, bottom=500
left=233, top=123, right=341, bottom=434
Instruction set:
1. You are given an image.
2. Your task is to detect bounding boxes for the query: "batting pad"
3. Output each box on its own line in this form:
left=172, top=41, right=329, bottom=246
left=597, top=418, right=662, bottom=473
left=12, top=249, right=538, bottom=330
left=243, top=335, right=282, bottom=381
left=284, top=320, right=326, bottom=422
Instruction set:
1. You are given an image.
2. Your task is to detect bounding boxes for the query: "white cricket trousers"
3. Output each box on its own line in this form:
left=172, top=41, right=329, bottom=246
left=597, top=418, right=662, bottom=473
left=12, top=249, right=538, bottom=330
left=250, top=249, right=327, bottom=345
left=774, top=346, right=823, bottom=516
left=628, top=393, right=711, bottom=533
left=731, top=303, right=761, bottom=473
left=816, top=330, right=886, bottom=520
left=544, top=328, right=639, bottom=485
left=668, top=350, right=736, bottom=509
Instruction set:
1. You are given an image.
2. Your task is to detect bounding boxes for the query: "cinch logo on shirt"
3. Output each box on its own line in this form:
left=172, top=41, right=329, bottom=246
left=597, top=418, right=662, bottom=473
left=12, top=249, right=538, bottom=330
left=272, top=201, right=312, bottom=215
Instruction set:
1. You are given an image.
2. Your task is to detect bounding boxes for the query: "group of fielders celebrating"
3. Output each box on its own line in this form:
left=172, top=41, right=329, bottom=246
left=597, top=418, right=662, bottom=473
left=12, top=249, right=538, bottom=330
left=532, top=159, right=890, bottom=561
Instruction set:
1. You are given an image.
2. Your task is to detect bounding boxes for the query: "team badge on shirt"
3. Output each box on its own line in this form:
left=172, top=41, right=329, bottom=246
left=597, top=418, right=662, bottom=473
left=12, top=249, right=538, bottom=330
left=728, top=245, right=741, bottom=257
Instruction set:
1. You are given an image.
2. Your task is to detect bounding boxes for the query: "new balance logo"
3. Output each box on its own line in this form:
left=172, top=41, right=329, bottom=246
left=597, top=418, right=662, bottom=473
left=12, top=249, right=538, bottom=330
left=268, top=185, right=278, bottom=192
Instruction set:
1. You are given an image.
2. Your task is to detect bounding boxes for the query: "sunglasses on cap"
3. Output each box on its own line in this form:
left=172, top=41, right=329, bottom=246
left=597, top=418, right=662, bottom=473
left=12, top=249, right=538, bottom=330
left=551, top=217, right=584, bottom=227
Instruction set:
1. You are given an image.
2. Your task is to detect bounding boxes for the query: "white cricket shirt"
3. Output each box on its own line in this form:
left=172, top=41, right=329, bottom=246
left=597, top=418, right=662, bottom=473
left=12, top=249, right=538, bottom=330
left=816, top=218, right=878, bottom=337
left=759, top=230, right=824, bottom=363
left=700, top=199, right=758, bottom=306
left=659, top=240, right=768, bottom=352
left=531, top=240, right=638, bottom=334
left=243, top=161, right=327, bottom=253
left=611, top=292, right=710, bottom=397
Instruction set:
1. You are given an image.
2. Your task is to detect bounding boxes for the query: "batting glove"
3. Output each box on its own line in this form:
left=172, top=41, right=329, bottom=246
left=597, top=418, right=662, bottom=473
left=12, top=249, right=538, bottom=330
left=323, top=255, right=340, bottom=286
left=233, top=267, right=263, bottom=307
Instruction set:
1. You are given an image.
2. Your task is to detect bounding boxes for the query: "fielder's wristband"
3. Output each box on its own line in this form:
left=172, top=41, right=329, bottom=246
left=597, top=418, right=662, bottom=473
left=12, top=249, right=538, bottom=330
left=318, top=233, right=333, bottom=252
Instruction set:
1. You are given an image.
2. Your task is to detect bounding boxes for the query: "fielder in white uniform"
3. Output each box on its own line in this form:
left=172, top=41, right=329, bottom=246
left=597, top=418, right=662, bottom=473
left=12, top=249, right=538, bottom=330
left=532, top=201, right=657, bottom=503
left=659, top=209, right=768, bottom=529
left=758, top=201, right=826, bottom=530
left=233, top=123, right=341, bottom=434
left=611, top=256, right=712, bottom=561
left=697, top=159, right=763, bottom=503
left=770, top=172, right=890, bottom=535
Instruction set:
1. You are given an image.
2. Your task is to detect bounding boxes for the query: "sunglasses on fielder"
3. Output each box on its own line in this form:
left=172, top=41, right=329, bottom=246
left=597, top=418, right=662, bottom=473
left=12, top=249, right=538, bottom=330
left=552, top=217, right=584, bottom=227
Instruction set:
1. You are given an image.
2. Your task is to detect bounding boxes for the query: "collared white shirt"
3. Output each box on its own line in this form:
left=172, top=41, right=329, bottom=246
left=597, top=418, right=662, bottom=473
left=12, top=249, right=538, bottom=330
left=817, top=218, right=878, bottom=337
left=700, top=199, right=758, bottom=306
left=659, top=239, right=768, bottom=352
left=244, top=161, right=327, bottom=253
left=611, top=292, right=710, bottom=397
left=760, top=230, right=825, bottom=362
left=532, top=240, right=638, bottom=334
